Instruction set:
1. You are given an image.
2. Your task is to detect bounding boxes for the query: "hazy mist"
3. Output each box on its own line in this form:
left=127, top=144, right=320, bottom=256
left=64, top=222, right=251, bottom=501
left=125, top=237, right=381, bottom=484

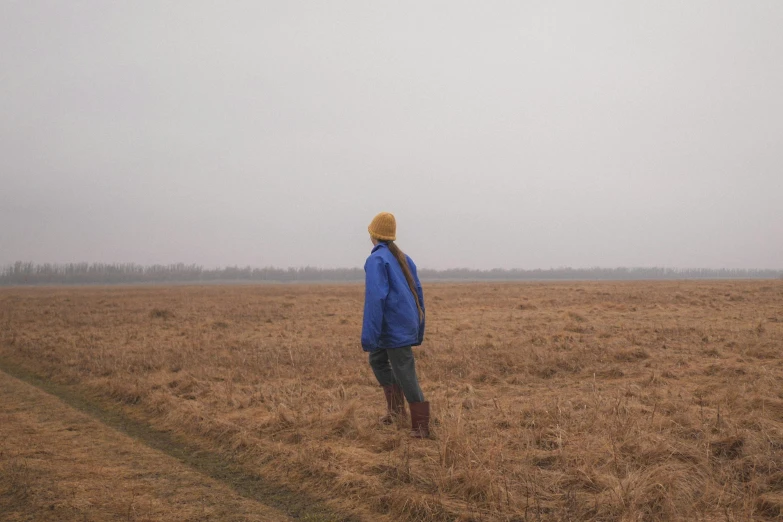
left=2, top=2, right=781, bottom=270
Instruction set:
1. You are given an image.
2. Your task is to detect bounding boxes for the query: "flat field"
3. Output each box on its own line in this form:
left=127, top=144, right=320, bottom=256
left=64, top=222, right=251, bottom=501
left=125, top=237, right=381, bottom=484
left=1, top=281, right=782, bottom=521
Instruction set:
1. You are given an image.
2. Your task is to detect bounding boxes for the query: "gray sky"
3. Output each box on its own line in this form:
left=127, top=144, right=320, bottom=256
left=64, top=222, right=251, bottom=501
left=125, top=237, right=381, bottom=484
left=1, top=1, right=781, bottom=270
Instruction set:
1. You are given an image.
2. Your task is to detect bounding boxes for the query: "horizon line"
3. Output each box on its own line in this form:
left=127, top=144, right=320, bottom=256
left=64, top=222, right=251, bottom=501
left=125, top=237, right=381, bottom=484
left=3, top=261, right=782, bottom=272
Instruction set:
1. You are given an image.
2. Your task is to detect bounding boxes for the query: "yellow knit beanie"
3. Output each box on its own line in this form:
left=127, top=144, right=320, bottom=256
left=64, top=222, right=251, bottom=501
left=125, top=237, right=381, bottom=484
left=368, top=212, right=396, bottom=241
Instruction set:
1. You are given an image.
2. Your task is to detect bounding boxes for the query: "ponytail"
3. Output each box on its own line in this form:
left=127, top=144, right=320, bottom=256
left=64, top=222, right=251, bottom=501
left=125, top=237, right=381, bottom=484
left=386, top=241, right=424, bottom=322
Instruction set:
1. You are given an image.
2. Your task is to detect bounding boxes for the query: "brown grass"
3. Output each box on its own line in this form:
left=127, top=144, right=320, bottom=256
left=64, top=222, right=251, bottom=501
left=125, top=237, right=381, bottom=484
left=1, top=280, right=783, bottom=520
left=0, top=369, right=293, bottom=521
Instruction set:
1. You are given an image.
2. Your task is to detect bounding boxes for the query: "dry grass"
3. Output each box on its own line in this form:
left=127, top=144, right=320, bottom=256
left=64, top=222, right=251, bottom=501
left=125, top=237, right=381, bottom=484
left=1, top=281, right=783, bottom=521
left=0, top=369, right=293, bottom=521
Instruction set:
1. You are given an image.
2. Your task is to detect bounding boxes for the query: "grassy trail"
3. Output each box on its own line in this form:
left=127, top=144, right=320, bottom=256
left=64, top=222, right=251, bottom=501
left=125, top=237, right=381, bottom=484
left=0, top=358, right=353, bottom=522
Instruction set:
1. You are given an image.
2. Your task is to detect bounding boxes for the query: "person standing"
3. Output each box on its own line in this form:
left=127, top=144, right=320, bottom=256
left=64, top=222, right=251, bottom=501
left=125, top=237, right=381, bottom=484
left=362, top=212, right=429, bottom=438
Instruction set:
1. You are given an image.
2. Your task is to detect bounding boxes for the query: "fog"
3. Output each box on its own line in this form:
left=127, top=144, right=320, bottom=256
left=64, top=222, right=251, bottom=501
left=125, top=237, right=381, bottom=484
left=1, top=1, right=781, bottom=270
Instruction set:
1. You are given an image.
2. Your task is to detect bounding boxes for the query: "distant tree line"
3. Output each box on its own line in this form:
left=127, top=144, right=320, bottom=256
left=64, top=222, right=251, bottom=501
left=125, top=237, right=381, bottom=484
left=418, top=266, right=783, bottom=281
left=0, top=262, right=363, bottom=285
left=1, top=262, right=781, bottom=286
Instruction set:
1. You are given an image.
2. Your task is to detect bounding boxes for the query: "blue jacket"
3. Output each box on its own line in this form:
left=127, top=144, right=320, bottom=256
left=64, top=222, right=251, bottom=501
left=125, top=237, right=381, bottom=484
left=361, top=243, right=425, bottom=351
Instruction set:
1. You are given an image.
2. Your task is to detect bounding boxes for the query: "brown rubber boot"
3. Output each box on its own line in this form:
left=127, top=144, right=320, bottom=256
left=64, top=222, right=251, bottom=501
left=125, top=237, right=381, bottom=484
left=409, top=401, right=430, bottom=438
left=380, top=384, right=406, bottom=425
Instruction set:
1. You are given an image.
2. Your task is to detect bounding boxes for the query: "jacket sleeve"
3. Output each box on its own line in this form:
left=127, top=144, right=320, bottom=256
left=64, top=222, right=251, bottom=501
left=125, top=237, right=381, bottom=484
left=361, top=255, right=389, bottom=350
left=409, top=258, right=426, bottom=346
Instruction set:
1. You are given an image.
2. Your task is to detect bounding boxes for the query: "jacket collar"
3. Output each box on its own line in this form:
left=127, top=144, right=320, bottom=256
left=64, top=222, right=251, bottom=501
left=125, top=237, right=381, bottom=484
left=371, top=242, right=389, bottom=253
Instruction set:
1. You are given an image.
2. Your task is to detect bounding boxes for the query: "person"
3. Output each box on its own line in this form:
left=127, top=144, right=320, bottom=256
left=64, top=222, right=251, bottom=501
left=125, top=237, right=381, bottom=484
left=362, top=212, right=429, bottom=438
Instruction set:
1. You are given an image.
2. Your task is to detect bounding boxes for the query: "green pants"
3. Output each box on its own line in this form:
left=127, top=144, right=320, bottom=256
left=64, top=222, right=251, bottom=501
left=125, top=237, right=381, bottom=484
left=368, top=346, right=425, bottom=403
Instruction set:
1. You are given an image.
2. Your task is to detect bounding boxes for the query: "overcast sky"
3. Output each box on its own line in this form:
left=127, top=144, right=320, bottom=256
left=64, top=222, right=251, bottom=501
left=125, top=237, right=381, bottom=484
left=1, top=1, right=781, bottom=270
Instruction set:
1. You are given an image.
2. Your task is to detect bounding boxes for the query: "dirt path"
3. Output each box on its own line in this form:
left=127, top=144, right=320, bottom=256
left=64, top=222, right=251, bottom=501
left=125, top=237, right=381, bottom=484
left=0, top=363, right=348, bottom=521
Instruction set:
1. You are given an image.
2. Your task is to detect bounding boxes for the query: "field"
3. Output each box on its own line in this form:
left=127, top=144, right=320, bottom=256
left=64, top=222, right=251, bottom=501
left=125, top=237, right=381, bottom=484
left=1, top=281, right=782, bottom=521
